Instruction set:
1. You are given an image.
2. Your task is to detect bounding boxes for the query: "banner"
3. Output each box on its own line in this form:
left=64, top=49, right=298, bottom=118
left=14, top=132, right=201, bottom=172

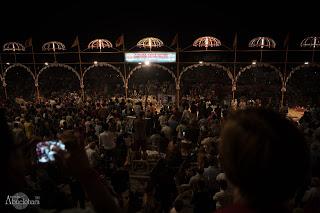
left=125, top=52, right=176, bottom=63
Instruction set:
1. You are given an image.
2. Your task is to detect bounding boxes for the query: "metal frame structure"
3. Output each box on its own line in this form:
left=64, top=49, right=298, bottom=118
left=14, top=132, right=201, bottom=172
left=0, top=35, right=319, bottom=108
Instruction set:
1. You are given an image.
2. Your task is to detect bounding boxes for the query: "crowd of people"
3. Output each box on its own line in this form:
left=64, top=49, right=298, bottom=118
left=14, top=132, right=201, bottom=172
left=1, top=91, right=320, bottom=213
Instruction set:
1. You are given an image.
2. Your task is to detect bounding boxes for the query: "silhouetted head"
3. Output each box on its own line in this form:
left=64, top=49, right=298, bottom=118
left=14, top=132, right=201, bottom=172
left=220, top=108, right=309, bottom=208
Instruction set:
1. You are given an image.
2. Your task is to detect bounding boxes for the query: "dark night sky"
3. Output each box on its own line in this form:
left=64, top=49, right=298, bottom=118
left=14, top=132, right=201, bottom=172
left=0, top=0, right=318, bottom=47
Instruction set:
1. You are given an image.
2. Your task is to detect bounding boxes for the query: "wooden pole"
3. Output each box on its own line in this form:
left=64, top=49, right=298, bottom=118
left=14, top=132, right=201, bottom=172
left=232, top=33, right=237, bottom=102
left=281, top=44, right=289, bottom=110
left=29, top=42, right=40, bottom=101
left=75, top=37, right=85, bottom=101
left=4, top=85, right=7, bottom=100
left=176, top=33, right=180, bottom=107
left=312, top=48, right=315, bottom=63
left=121, top=34, right=128, bottom=100
left=14, top=52, right=17, bottom=63
left=53, top=51, right=57, bottom=63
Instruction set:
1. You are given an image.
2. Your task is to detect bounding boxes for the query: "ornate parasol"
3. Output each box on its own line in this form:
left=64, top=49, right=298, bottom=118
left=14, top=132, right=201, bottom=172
left=193, top=36, right=221, bottom=50
left=3, top=42, right=26, bottom=63
left=42, top=41, right=66, bottom=62
left=137, top=37, right=163, bottom=51
left=3, top=42, right=25, bottom=52
left=88, top=39, right=113, bottom=52
left=300, top=36, right=320, bottom=62
left=249, top=37, right=276, bottom=61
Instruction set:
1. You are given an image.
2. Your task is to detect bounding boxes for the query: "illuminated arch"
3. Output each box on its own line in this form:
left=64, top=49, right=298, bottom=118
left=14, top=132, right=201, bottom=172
left=36, top=63, right=80, bottom=85
left=236, top=62, right=284, bottom=85
left=83, top=62, right=125, bottom=85
left=286, top=63, right=320, bottom=85
left=127, top=64, right=177, bottom=84
left=178, top=62, right=233, bottom=85
left=3, top=63, right=35, bottom=82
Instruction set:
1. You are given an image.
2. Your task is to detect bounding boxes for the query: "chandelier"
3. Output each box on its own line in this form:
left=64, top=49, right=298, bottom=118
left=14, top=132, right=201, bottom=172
left=300, top=36, right=320, bottom=48
left=137, top=37, right=164, bottom=50
left=193, top=36, right=221, bottom=50
left=88, top=39, right=113, bottom=51
left=3, top=42, right=25, bottom=52
left=42, top=41, right=66, bottom=52
left=249, top=37, right=276, bottom=49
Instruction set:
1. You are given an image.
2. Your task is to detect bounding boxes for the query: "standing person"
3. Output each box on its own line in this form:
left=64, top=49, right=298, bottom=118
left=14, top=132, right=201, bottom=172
left=85, top=142, right=99, bottom=168
left=24, top=117, right=34, bottom=140
left=99, top=124, right=116, bottom=161
left=12, top=122, right=26, bottom=145
left=133, top=111, right=147, bottom=159
left=94, top=120, right=103, bottom=138
left=134, top=102, right=142, bottom=117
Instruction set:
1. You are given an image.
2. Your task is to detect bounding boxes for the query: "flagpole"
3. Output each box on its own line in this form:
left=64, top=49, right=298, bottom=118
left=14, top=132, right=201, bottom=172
left=53, top=49, right=57, bottom=63
left=0, top=54, right=7, bottom=100
left=232, top=33, right=237, bottom=102
left=176, top=33, right=180, bottom=107
left=76, top=37, right=85, bottom=101
left=121, top=34, right=128, bottom=100
left=30, top=42, right=40, bottom=102
left=281, top=38, right=289, bottom=110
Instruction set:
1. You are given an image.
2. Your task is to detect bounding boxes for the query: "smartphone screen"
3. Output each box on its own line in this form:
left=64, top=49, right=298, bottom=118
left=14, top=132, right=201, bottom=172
left=36, top=140, right=66, bottom=163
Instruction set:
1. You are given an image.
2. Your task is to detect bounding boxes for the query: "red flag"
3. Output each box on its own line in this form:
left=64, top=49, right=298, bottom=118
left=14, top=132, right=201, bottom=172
left=170, top=33, right=178, bottom=47
left=116, top=35, right=124, bottom=47
left=71, top=36, right=79, bottom=48
left=25, top=37, right=33, bottom=48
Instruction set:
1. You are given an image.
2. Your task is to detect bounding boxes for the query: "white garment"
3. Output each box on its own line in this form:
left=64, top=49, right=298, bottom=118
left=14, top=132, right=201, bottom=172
left=85, top=148, right=99, bottom=168
left=99, top=131, right=116, bottom=150
left=216, top=172, right=226, bottom=181
left=59, top=119, right=66, bottom=127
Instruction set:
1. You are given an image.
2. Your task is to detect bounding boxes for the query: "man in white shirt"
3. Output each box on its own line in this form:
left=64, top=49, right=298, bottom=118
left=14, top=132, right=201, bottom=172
left=99, top=124, right=116, bottom=151
left=85, top=142, right=99, bottom=168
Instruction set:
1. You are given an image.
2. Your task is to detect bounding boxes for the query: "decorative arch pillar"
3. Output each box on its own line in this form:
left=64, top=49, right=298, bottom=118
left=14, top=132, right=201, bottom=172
left=80, top=77, right=85, bottom=100
left=2, top=81, right=7, bottom=100
left=175, top=82, right=180, bottom=107
left=124, top=79, right=129, bottom=100
left=231, top=79, right=237, bottom=101
left=34, top=80, right=40, bottom=102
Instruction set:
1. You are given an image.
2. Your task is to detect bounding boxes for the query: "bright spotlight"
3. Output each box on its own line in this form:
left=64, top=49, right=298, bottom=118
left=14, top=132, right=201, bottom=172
left=6, top=62, right=10, bottom=65
left=199, top=61, right=203, bottom=64
left=44, top=62, right=49, bottom=66
left=94, top=61, right=98, bottom=65
left=304, top=61, right=309, bottom=65
left=252, top=60, right=257, bottom=65
left=144, top=61, right=150, bottom=66
left=138, top=62, right=142, bottom=65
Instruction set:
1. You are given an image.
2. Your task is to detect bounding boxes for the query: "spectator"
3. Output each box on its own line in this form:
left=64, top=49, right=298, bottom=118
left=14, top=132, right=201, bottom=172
left=218, top=109, right=310, bottom=212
